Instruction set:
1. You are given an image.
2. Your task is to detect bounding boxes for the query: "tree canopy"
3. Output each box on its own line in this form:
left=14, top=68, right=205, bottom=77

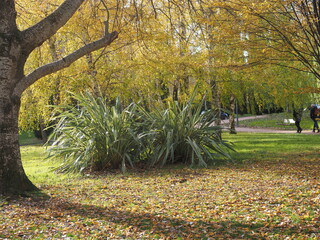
left=16, top=0, right=319, bottom=133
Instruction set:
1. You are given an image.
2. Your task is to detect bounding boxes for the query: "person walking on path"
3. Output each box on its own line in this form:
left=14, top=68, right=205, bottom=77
left=293, top=108, right=303, bottom=133
left=310, top=104, right=319, bottom=133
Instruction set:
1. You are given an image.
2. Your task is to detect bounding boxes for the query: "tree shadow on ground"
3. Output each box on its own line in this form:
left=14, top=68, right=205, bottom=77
left=5, top=196, right=317, bottom=239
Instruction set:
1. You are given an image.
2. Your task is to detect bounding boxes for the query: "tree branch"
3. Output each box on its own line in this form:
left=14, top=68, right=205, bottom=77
left=21, top=0, right=85, bottom=51
left=13, top=29, right=118, bottom=97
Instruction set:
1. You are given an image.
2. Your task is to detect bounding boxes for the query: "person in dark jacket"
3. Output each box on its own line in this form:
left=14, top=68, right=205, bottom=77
left=310, top=104, right=319, bottom=133
left=293, top=108, right=303, bottom=133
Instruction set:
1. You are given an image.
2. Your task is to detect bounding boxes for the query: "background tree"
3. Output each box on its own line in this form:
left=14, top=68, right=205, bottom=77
left=223, top=0, right=320, bottom=88
left=17, top=0, right=319, bottom=133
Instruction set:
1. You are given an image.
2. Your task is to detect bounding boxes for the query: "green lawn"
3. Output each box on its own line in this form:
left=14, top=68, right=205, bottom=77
left=19, top=131, right=43, bottom=146
left=225, top=132, right=320, bottom=162
left=0, top=132, right=319, bottom=239
left=238, top=112, right=315, bottom=131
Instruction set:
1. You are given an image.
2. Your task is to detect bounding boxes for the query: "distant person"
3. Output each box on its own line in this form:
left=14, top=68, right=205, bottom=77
left=293, top=108, right=303, bottom=133
left=310, top=104, right=319, bottom=133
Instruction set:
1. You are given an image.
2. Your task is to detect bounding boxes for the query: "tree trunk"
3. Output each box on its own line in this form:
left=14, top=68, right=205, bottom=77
left=39, top=120, right=48, bottom=144
left=229, top=94, right=236, bottom=134
left=210, top=78, right=221, bottom=126
left=48, top=36, right=61, bottom=105
left=173, top=83, right=179, bottom=102
left=178, top=18, right=189, bottom=98
left=0, top=2, right=36, bottom=194
left=86, top=52, right=99, bottom=96
left=0, top=0, right=118, bottom=196
left=204, top=7, right=222, bottom=128
left=159, top=78, right=169, bottom=101
left=0, top=97, right=38, bottom=194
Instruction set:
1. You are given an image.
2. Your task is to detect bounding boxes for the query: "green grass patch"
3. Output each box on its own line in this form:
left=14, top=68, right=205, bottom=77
left=1, top=133, right=319, bottom=239
left=224, top=132, right=320, bottom=162
left=239, top=112, right=315, bottom=130
left=19, top=131, right=43, bottom=146
left=20, top=146, right=80, bottom=187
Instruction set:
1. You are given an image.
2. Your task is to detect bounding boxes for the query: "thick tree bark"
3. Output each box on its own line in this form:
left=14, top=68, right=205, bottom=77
left=0, top=0, right=36, bottom=195
left=0, top=1, right=118, bottom=195
left=0, top=96, right=38, bottom=194
left=0, top=42, right=38, bottom=194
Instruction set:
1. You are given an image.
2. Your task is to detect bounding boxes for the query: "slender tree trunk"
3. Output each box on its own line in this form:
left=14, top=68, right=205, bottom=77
left=173, top=83, right=179, bottom=102
left=245, top=92, right=251, bottom=114
left=39, top=120, right=48, bottom=144
left=210, top=78, right=221, bottom=126
left=159, top=78, right=169, bottom=101
left=48, top=36, right=61, bottom=105
left=204, top=7, right=222, bottom=128
left=229, top=94, right=236, bottom=134
left=178, top=19, right=189, bottom=97
left=86, top=52, right=99, bottom=96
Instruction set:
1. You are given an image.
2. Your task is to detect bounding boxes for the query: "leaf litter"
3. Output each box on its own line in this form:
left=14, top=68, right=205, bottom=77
left=0, top=155, right=319, bottom=239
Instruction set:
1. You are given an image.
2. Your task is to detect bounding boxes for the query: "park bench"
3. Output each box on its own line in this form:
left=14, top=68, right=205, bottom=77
left=283, top=119, right=295, bottom=125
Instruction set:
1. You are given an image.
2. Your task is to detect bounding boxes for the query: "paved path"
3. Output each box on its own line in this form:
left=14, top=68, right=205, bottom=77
left=234, top=127, right=313, bottom=134
left=234, top=127, right=319, bottom=134
left=222, top=115, right=317, bottom=134
left=221, top=114, right=269, bottom=125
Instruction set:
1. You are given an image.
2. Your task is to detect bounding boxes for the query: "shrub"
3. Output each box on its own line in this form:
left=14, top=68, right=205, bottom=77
left=138, top=97, right=234, bottom=167
left=47, top=92, right=234, bottom=173
left=47, top=93, right=143, bottom=173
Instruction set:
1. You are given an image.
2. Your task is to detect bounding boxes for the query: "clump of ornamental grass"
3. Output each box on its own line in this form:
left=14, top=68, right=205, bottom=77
left=47, top=92, right=234, bottom=173
left=138, top=96, right=234, bottom=167
left=47, top=93, right=144, bottom=173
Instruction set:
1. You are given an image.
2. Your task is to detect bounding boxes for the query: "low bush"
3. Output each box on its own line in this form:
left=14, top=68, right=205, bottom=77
left=47, top=93, right=143, bottom=173
left=138, top=97, right=234, bottom=167
left=47, top=92, right=233, bottom=173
